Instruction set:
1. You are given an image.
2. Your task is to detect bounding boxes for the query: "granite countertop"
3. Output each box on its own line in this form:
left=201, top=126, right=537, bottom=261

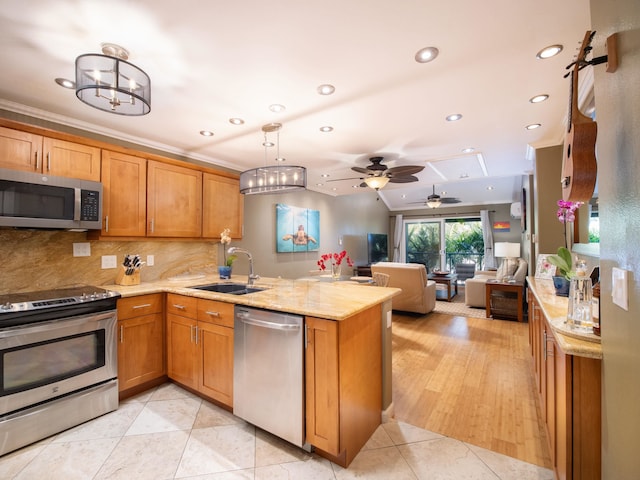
left=105, top=274, right=400, bottom=321
left=527, top=277, right=602, bottom=359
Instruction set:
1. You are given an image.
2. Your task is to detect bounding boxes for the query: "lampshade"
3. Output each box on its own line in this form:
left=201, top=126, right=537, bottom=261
left=494, top=242, right=520, bottom=258
left=75, top=44, right=150, bottom=116
left=364, top=176, right=390, bottom=190
left=239, top=123, right=307, bottom=195
left=426, top=197, right=441, bottom=208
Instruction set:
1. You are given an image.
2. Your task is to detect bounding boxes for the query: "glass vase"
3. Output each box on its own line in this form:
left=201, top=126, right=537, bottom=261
left=331, top=263, right=341, bottom=280
left=567, top=274, right=593, bottom=332
left=218, top=266, right=232, bottom=280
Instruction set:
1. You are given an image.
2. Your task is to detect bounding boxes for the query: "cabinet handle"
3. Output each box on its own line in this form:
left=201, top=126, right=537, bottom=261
left=132, top=303, right=152, bottom=309
left=46, top=152, right=51, bottom=171
left=120, top=325, right=124, bottom=343
left=34, top=151, right=39, bottom=170
left=105, top=215, right=109, bottom=232
left=194, top=325, right=199, bottom=345
left=172, top=304, right=186, bottom=310
left=205, top=311, right=220, bottom=317
left=543, top=330, right=547, bottom=359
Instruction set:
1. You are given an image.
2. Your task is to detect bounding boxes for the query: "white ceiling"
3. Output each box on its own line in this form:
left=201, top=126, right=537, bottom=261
left=0, top=0, right=592, bottom=211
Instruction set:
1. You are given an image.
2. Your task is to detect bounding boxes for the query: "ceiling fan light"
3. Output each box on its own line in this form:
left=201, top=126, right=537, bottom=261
left=427, top=197, right=441, bottom=208
left=364, top=176, right=390, bottom=190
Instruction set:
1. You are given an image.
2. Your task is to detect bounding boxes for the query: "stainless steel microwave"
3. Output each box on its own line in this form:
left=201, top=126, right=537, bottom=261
left=0, top=168, right=102, bottom=230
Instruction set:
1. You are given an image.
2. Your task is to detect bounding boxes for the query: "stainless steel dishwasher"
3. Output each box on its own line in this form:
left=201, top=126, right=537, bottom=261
left=233, top=305, right=305, bottom=447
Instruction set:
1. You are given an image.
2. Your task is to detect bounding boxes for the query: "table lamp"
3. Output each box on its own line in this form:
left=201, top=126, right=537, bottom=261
left=494, top=242, right=521, bottom=282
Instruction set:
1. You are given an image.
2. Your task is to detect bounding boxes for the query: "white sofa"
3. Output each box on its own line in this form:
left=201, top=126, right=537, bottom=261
left=464, top=258, right=528, bottom=308
left=370, top=262, right=436, bottom=314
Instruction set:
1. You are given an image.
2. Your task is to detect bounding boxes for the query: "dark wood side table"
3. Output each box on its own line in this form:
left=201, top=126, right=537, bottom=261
left=485, top=280, right=525, bottom=322
left=427, top=273, right=458, bottom=301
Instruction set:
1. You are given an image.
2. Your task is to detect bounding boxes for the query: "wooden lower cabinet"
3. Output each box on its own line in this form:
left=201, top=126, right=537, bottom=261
left=166, top=294, right=234, bottom=408
left=305, top=305, right=382, bottom=467
left=116, top=294, right=166, bottom=393
left=529, top=294, right=601, bottom=480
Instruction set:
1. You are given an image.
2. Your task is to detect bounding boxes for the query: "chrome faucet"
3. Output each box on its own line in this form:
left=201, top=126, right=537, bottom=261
left=227, top=247, right=260, bottom=285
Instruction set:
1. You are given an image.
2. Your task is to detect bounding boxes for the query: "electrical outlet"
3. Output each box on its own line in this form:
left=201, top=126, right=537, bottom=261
left=101, top=255, right=117, bottom=269
left=73, top=242, right=91, bottom=257
left=612, top=267, right=629, bottom=311
left=147, top=255, right=155, bottom=266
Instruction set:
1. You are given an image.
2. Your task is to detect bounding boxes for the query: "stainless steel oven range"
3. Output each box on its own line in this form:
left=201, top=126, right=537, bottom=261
left=0, top=286, right=120, bottom=456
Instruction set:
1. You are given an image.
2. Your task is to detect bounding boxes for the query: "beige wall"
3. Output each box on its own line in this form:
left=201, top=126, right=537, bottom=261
left=533, top=145, right=566, bottom=259
left=589, top=0, right=640, bottom=476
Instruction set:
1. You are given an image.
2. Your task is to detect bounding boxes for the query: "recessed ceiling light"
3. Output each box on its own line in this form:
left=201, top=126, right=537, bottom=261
left=317, top=84, right=335, bottom=95
left=525, top=123, right=542, bottom=130
left=229, top=118, right=244, bottom=125
left=275, top=157, right=286, bottom=162
left=269, top=104, right=286, bottom=113
left=536, top=44, right=563, bottom=59
left=263, top=141, right=275, bottom=147
left=414, top=46, right=439, bottom=63
left=55, top=78, right=75, bottom=89
left=401, top=194, right=406, bottom=199
left=316, top=183, right=324, bottom=187
left=487, top=186, right=494, bottom=191
left=321, top=173, right=330, bottom=178
left=462, top=147, right=475, bottom=153
left=199, top=130, right=214, bottom=137
left=319, top=126, right=333, bottom=132
left=529, top=94, right=549, bottom=103
left=446, top=113, right=463, bottom=122
left=459, top=173, right=469, bottom=179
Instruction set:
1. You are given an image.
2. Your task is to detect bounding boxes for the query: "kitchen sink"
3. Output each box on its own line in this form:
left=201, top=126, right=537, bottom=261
left=188, top=283, right=267, bottom=295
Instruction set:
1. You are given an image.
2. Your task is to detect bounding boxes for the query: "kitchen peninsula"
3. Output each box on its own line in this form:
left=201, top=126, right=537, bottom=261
left=109, top=275, right=400, bottom=468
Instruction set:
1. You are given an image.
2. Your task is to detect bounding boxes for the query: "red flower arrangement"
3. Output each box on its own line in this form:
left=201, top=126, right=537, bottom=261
left=317, top=250, right=354, bottom=271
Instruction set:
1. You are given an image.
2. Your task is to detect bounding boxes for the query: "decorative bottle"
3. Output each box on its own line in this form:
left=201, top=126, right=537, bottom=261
left=566, top=261, right=593, bottom=332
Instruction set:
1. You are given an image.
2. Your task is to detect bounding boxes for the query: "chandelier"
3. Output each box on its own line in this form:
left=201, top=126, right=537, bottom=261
left=239, top=123, right=307, bottom=195
left=75, top=43, right=151, bottom=116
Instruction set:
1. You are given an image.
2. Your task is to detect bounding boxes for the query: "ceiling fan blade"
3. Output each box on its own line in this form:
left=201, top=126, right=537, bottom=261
left=386, top=165, right=424, bottom=176
left=351, top=166, right=372, bottom=174
left=440, top=197, right=462, bottom=204
left=388, top=175, right=419, bottom=183
left=325, top=177, right=364, bottom=182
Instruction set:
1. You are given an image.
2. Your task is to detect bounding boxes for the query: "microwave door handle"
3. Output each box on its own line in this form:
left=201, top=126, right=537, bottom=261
left=74, top=188, right=81, bottom=221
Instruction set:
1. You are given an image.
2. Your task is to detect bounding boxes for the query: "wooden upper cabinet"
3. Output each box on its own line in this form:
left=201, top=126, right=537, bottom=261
left=101, top=150, right=147, bottom=237
left=0, top=127, right=100, bottom=181
left=0, top=126, right=42, bottom=172
left=42, top=138, right=101, bottom=181
left=147, top=160, right=203, bottom=237
left=202, top=173, right=244, bottom=239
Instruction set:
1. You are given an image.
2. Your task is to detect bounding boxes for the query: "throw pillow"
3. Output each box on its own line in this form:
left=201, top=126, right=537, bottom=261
left=496, top=259, right=518, bottom=281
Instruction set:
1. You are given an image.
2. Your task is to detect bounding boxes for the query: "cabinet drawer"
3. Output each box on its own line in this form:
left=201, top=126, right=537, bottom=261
left=197, top=299, right=235, bottom=328
left=118, top=294, right=163, bottom=320
left=166, top=293, right=198, bottom=318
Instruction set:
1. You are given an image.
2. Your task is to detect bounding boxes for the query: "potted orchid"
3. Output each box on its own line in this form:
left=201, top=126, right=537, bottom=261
left=317, top=250, right=354, bottom=279
left=548, top=200, right=582, bottom=296
left=218, top=228, right=237, bottom=279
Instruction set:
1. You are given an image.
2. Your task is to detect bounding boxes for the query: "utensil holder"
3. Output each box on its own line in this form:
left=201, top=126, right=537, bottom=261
left=115, top=266, right=141, bottom=286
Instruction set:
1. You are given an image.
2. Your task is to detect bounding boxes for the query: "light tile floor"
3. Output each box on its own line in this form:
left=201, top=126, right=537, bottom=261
left=0, top=383, right=553, bottom=479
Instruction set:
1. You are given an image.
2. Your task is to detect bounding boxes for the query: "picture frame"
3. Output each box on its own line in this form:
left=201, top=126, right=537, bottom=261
left=535, top=254, right=556, bottom=278
left=276, top=203, right=320, bottom=252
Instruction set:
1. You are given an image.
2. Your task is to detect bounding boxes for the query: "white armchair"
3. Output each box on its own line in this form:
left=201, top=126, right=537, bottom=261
left=465, top=258, right=527, bottom=308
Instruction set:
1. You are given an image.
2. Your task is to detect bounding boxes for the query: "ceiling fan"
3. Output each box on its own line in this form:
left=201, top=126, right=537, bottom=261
left=327, top=156, right=424, bottom=190
left=410, top=185, right=462, bottom=208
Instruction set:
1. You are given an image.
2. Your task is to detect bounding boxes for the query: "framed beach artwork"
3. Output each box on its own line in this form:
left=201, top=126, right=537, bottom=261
left=535, top=254, right=556, bottom=278
left=276, top=203, right=320, bottom=253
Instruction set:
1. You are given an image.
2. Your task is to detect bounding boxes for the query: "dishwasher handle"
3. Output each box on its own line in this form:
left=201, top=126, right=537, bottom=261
left=237, top=311, right=301, bottom=331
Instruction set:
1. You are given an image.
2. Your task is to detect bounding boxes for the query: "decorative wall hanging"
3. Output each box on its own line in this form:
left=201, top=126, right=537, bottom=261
left=276, top=203, right=320, bottom=253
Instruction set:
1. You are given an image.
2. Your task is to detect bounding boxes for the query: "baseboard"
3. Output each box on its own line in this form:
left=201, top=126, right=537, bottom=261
left=382, top=402, right=395, bottom=423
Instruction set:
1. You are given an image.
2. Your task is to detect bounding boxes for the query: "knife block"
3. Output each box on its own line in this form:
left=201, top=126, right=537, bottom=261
left=115, top=266, right=141, bottom=286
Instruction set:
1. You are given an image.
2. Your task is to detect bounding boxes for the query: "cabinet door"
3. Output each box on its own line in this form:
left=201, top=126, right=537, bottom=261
left=166, top=313, right=199, bottom=389
left=118, top=313, right=165, bottom=391
left=198, top=321, right=234, bottom=407
left=202, top=173, right=243, bottom=239
left=42, top=137, right=101, bottom=181
left=101, top=150, right=147, bottom=236
left=147, top=160, right=202, bottom=237
left=0, top=127, right=42, bottom=172
left=305, top=316, right=340, bottom=455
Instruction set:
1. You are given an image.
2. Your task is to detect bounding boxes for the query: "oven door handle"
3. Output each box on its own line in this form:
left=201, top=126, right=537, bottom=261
left=74, top=188, right=81, bottom=222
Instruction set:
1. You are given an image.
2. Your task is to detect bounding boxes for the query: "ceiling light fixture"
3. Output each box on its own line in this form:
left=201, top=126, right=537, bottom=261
left=229, top=118, right=245, bottom=125
left=529, top=94, right=549, bottom=103
left=55, top=78, right=75, bottom=89
left=199, top=130, right=214, bottom=137
left=462, top=147, right=475, bottom=153
left=364, top=176, right=390, bottom=190
left=75, top=43, right=150, bottom=116
left=239, top=123, right=307, bottom=195
left=414, top=46, right=439, bottom=63
left=269, top=104, right=286, bottom=113
left=427, top=185, right=442, bottom=208
left=525, top=123, right=542, bottom=130
left=319, top=126, right=333, bottom=132
left=317, top=84, right=335, bottom=95
left=446, top=113, right=463, bottom=122
left=536, top=44, right=563, bottom=59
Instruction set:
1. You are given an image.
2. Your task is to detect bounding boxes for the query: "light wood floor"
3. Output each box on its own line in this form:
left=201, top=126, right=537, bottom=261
left=391, top=308, right=552, bottom=468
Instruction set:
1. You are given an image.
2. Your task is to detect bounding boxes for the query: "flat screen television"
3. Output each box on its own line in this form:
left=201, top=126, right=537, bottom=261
left=367, top=233, right=388, bottom=264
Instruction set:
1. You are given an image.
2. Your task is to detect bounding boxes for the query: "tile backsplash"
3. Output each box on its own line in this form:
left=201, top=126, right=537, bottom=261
left=0, top=229, right=222, bottom=294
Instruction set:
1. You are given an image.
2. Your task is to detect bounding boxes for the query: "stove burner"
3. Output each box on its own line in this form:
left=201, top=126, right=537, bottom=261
left=0, top=286, right=121, bottom=327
